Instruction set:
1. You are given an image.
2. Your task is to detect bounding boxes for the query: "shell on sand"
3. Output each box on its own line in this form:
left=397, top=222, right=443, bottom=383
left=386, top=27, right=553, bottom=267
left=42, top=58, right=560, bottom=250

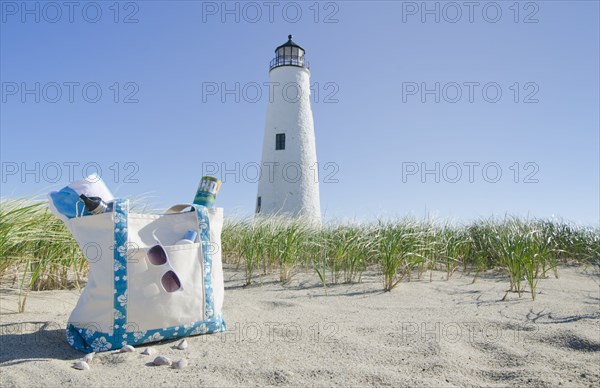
left=176, top=339, right=188, bottom=350
left=142, top=347, right=156, bottom=355
left=120, top=345, right=135, bottom=353
left=82, top=352, right=94, bottom=363
left=153, top=356, right=172, bottom=366
left=72, top=361, right=90, bottom=370
left=172, top=359, right=188, bottom=369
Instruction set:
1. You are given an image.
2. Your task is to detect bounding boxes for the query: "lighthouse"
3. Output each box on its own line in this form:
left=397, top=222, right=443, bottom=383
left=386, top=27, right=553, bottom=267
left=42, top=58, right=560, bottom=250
left=256, top=35, right=321, bottom=223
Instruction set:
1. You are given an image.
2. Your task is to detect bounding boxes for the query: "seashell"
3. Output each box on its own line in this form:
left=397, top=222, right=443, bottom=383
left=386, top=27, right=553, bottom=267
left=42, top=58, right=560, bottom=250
left=176, top=339, right=188, bottom=350
left=120, top=345, right=135, bottom=353
left=72, top=361, right=90, bottom=370
left=153, top=356, right=172, bottom=366
left=172, top=359, right=188, bottom=369
left=142, top=347, right=156, bottom=355
left=82, top=352, right=94, bottom=363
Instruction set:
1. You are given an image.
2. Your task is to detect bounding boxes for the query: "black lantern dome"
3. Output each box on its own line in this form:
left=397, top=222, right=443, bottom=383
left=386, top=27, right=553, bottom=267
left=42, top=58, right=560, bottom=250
left=269, top=35, right=309, bottom=71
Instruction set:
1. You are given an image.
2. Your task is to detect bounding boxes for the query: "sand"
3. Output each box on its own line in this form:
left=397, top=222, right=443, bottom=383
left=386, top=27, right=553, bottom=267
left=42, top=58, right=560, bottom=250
left=1, top=265, right=599, bottom=387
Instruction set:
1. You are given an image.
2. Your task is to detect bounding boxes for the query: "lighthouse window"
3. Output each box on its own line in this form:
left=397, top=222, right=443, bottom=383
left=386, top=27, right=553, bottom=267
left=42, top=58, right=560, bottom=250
left=275, top=133, right=285, bottom=150
left=256, top=196, right=261, bottom=213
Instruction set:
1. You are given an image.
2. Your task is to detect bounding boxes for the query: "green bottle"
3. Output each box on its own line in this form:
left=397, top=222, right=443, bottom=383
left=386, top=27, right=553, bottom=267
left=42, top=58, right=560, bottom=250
left=193, top=176, right=222, bottom=208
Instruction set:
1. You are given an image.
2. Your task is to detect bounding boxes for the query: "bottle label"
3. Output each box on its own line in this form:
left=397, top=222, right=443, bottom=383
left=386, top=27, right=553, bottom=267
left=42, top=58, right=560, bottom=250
left=193, top=176, right=221, bottom=207
left=197, top=177, right=221, bottom=195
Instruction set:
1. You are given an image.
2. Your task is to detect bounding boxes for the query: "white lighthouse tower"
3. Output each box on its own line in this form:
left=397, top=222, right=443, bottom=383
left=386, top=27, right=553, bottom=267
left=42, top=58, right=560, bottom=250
left=256, top=35, right=321, bottom=223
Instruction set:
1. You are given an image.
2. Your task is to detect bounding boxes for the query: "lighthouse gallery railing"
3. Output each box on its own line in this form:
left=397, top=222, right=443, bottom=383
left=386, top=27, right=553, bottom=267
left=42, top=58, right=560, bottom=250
left=269, top=55, right=310, bottom=70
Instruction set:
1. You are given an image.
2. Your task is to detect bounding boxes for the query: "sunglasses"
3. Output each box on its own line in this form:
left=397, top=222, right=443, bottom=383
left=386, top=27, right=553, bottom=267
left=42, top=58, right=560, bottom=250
left=147, top=231, right=183, bottom=293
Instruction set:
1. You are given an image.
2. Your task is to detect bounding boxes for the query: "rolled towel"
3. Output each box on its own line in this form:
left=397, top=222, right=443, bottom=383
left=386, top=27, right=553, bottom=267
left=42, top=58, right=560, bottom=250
left=48, top=173, right=114, bottom=222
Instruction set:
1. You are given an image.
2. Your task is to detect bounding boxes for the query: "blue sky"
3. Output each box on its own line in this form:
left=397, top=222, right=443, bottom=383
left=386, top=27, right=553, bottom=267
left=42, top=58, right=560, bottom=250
left=1, top=1, right=598, bottom=225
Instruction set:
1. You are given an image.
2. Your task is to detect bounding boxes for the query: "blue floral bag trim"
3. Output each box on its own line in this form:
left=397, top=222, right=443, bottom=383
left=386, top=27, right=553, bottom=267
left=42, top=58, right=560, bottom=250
left=113, top=199, right=129, bottom=343
left=66, top=200, right=226, bottom=353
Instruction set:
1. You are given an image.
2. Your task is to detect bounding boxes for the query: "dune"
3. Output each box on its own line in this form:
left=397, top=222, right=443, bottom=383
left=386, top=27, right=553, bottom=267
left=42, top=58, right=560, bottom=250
left=1, top=265, right=599, bottom=387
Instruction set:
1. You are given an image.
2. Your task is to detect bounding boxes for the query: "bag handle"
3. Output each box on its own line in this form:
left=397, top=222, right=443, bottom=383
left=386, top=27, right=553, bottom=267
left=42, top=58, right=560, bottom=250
left=165, top=204, right=199, bottom=214
left=112, top=199, right=129, bottom=345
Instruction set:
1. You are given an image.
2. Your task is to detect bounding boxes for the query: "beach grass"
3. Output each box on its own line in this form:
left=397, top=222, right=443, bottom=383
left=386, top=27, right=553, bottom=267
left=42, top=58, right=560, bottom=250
left=0, top=199, right=85, bottom=312
left=1, top=198, right=598, bottom=311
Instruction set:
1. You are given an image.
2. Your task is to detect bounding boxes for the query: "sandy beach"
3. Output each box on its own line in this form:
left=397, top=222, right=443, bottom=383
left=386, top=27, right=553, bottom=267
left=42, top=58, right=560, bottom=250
left=1, top=265, right=599, bottom=387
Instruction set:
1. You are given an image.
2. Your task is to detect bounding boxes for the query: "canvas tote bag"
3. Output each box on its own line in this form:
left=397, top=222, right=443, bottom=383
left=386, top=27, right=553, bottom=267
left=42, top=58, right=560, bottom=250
left=64, top=199, right=226, bottom=353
